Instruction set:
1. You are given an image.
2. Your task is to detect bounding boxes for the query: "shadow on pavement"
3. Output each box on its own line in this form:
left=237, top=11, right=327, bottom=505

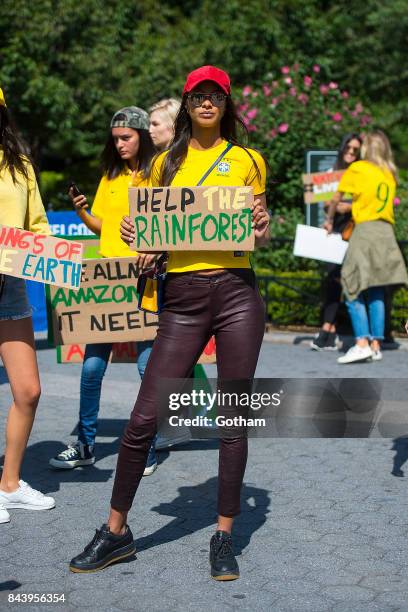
left=391, top=436, right=408, bottom=477
left=136, top=476, right=270, bottom=556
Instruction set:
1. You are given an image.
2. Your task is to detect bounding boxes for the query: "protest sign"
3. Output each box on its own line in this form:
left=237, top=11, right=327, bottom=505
left=293, top=224, right=348, bottom=264
left=57, top=336, right=217, bottom=365
left=302, top=170, right=344, bottom=205
left=0, top=224, right=83, bottom=289
left=47, top=257, right=158, bottom=345
left=129, top=186, right=254, bottom=251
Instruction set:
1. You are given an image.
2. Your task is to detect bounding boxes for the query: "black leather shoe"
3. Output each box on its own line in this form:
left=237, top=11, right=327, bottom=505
left=209, top=530, right=239, bottom=581
left=69, top=524, right=136, bottom=573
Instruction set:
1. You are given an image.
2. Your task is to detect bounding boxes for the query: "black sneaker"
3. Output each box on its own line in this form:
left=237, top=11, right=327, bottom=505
left=324, top=332, right=338, bottom=351
left=310, top=331, right=328, bottom=351
left=209, top=530, right=239, bottom=581
left=49, top=441, right=95, bottom=469
left=69, top=524, right=136, bottom=573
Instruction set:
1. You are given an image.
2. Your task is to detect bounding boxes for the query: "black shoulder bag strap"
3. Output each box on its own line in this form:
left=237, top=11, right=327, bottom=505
left=196, top=142, right=233, bottom=186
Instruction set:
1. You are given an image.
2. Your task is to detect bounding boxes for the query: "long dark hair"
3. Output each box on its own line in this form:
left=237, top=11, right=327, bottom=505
left=101, top=128, right=156, bottom=180
left=0, top=105, right=31, bottom=184
left=334, top=132, right=362, bottom=170
left=159, top=94, right=265, bottom=186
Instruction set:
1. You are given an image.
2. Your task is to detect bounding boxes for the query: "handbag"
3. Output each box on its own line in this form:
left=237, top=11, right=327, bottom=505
left=136, top=143, right=234, bottom=315
left=137, top=253, right=167, bottom=315
left=341, top=219, right=355, bottom=241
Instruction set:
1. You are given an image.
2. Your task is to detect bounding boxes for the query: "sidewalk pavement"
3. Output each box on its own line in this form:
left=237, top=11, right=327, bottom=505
left=1, top=336, right=408, bottom=611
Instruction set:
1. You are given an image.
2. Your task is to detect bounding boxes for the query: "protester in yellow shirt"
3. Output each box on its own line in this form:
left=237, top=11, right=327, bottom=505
left=70, top=66, right=271, bottom=580
left=0, top=89, right=56, bottom=523
left=49, top=107, right=159, bottom=474
left=325, top=131, right=407, bottom=364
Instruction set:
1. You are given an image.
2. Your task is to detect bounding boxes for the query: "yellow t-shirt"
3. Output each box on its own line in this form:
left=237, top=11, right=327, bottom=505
left=338, top=160, right=396, bottom=225
left=151, top=140, right=266, bottom=272
left=0, top=151, right=50, bottom=235
left=92, top=169, right=147, bottom=257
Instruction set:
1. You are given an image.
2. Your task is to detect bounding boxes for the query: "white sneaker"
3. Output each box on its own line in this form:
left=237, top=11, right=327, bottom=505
left=371, top=349, right=383, bottom=361
left=337, top=345, right=373, bottom=364
left=0, top=503, right=10, bottom=524
left=0, top=481, right=55, bottom=511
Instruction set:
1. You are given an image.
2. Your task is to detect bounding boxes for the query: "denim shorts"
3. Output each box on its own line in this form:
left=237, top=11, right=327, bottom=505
left=0, top=275, right=32, bottom=320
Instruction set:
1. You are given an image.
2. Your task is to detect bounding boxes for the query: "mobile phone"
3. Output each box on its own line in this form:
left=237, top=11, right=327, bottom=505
left=68, top=181, right=82, bottom=198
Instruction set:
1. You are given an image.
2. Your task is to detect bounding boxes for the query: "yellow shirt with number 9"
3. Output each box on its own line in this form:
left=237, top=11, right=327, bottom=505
left=338, top=160, right=396, bottom=225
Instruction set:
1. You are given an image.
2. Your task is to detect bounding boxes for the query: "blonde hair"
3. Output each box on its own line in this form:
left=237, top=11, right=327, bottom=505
left=149, top=98, right=181, bottom=128
left=361, top=131, right=398, bottom=182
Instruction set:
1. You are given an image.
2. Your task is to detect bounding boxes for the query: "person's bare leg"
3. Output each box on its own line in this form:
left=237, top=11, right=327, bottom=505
left=217, top=515, right=233, bottom=533
left=107, top=508, right=128, bottom=535
left=0, top=318, right=41, bottom=493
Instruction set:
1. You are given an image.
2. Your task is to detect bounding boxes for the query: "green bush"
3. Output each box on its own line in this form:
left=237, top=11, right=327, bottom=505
left=255, top=268, right=321, bottom=326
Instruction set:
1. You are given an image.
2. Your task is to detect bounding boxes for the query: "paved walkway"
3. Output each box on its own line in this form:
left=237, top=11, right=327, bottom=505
left=1, top=334, right=408, bottom=611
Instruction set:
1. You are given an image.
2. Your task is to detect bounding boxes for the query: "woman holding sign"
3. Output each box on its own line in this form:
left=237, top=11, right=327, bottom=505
left=70, top=66, right=270, bottom=580
left=0, top=89, right=55, bottom=524
left=325, top=131, right=407, bottom=364
left=311, top=133, right=362, bottom=351
left=49, top=107, right=159, bottom=475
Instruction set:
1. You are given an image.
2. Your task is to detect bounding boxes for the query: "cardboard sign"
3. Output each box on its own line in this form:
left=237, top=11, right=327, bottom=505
left=129, top=186, right=254, bottom=251
left=57, top=336, right=217, bottom=365
left=47, top=257, right=158, bottom=345
left=0, top=224, right=83, bottom=289
left=293, top=224, right=348, bottom=264
left=302, top=171, right=344, bottom=204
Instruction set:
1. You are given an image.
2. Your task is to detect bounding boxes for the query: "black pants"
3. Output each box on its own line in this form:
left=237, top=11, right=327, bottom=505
left=111, top=269, right=265, bottom=517
left=322, top=263, right=342, bottom=325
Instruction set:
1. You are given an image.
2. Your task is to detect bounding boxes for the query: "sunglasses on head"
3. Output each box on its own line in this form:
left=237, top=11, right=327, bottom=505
left=187, top=92, right=227, bottom=107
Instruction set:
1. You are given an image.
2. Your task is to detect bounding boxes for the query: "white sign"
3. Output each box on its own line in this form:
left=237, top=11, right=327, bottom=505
left=293, top=224, right=348, bottom=265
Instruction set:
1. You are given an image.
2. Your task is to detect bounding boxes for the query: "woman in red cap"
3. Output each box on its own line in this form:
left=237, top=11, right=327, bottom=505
left=70, top=66, right=270, bottom=581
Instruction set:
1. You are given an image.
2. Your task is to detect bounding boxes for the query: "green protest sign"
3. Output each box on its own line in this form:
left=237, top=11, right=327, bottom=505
left=128, top=186, right=254, bottom=251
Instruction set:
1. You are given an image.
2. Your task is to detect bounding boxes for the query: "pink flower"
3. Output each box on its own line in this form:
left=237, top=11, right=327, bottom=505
left=332, top=112, right=342, bottom=122
left=246, top=108, right=258, bottom=120
left=360, top=115, right=372, bottom=127
left=394, top=197, right=401, bottom=207
left=281, top=66, right=290, bottom=74
left=313, top=65, right=320, bottom=73
left=247, top=124, right=257, bottom=132
left=252, top=91, right=258, bottom=97
left=350, top=110, right=358, bottom=118
left=278, top=123, right=289, bottom=134
left=319, top=84, right=329, bottom=95
left=284, top=77, right=292, bottom=85
left=268, top=128, right=277, bottom=139
left=341, top=91, right=349, bottom=99
left=289, top=87, right=297, bottom=96
left=263, top=84, right=272, bottom=96
left=298, top=93, right=309, bottom=105
left=355, top=103, right=363, bottom=113
left=242, top=86, right=252, bottom=97
left=304, top=76, right=313, bottom=87
left=329, top=81, right=338, bottom=90
left=238, top=103, right=249, bottom=113
left=271, top=97, right=279, bottom=106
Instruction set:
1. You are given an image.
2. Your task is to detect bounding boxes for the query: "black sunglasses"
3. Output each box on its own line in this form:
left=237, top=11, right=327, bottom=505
left=187, top=92, right=227, bottom=107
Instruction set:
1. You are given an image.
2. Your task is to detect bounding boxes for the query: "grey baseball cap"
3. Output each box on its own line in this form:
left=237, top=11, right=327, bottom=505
left=110, top=106, right=149, bottom=130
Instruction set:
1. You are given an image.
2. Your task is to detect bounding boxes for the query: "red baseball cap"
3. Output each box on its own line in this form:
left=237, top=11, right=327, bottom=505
left=183, top=66, right=231, bottom=95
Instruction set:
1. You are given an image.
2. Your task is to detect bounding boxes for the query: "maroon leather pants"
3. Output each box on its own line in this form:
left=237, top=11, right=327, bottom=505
left=110, top=268, right=265, bottom=517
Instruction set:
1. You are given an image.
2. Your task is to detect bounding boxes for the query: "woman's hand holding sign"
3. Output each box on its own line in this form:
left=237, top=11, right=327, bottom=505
left=120, top=215, right=135, bottom=246
left=252, top=196, right=270, bottom=246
